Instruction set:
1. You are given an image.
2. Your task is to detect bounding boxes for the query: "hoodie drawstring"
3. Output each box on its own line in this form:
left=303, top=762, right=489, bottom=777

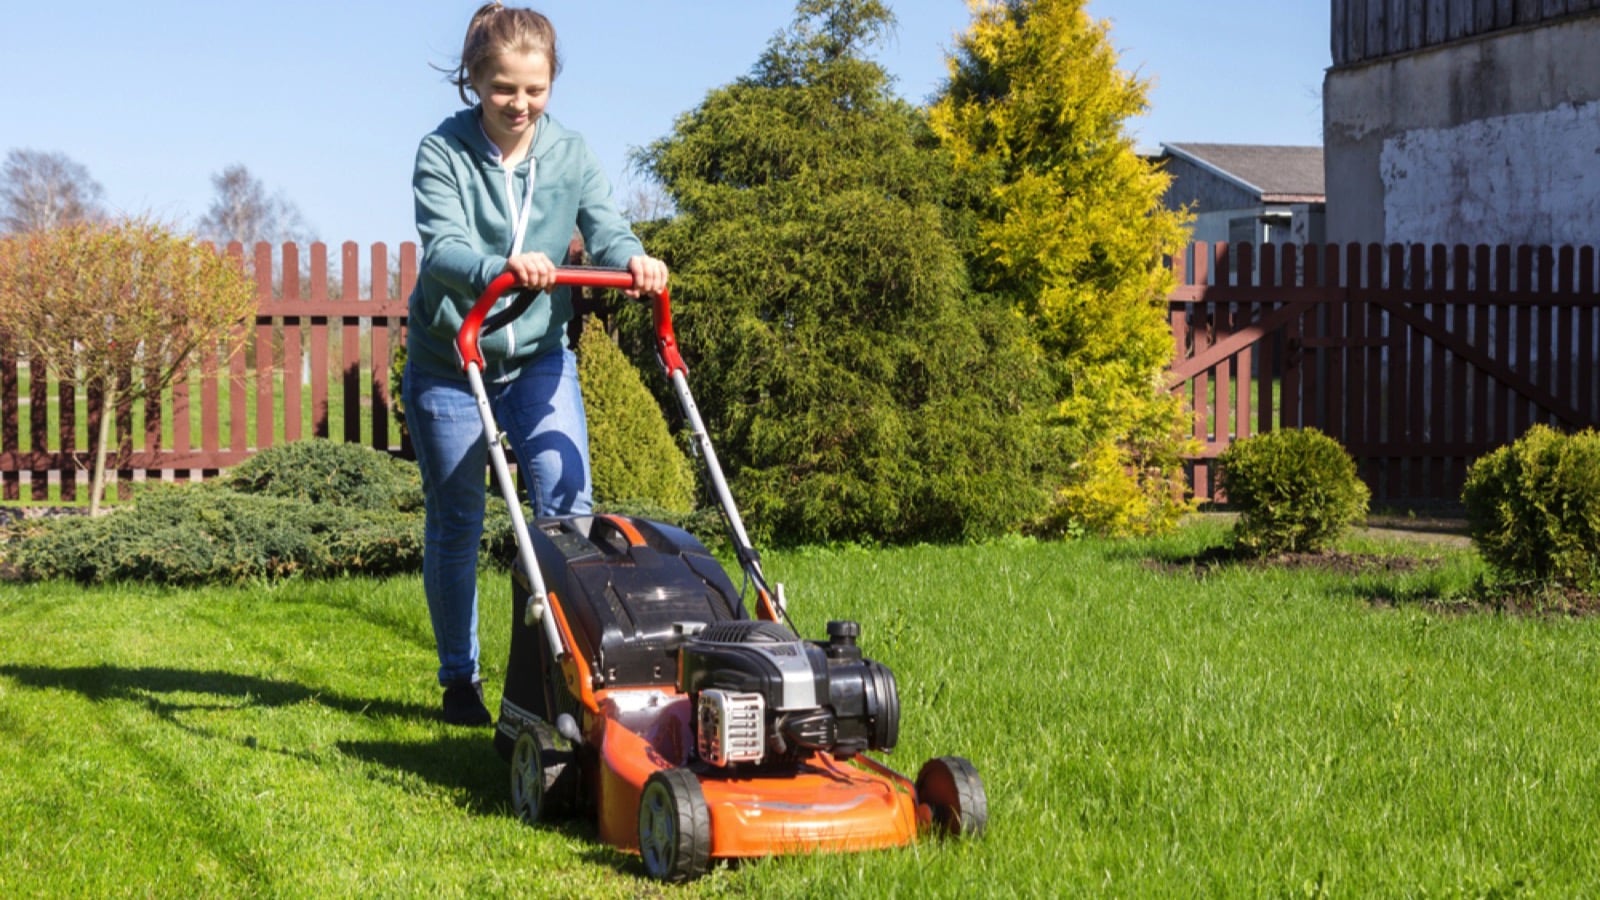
left=504, top=157, right=536, bottom=256
left=477, top=112, right=540, bottom=366
left=496, top=157, right=536, bottom=359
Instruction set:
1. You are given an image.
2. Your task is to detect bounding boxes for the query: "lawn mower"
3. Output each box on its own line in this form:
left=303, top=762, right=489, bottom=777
left=455, top=267, right=987, bottom=881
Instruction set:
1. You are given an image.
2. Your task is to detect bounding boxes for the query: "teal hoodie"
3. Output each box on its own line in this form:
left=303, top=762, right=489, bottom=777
left=406, top=107, right=645, bottom=381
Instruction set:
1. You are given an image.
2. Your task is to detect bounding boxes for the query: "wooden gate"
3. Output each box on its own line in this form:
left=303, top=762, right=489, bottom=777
left=1167, top=241, right=1600, bottom=504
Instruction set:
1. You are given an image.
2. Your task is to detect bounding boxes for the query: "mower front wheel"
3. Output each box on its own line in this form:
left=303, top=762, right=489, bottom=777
left=638, top=768, right=712, bottom=881
left=510, top=718, right=574, bottom=824
left=916, top=756, right=988, bottom=838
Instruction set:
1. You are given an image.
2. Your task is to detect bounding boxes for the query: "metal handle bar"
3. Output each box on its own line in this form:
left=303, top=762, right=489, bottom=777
left=454, top=266, right=686, bottom=377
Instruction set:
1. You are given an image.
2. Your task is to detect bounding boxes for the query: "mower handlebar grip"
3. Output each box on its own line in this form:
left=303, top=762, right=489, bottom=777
left=454, top=266, right=686, bottom=377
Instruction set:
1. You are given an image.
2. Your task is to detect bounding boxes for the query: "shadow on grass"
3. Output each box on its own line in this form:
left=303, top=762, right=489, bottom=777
left=0, top=663, right=506, bottom=809
left=1119, top=542, right=1239, bottom=576
left=337, top=734, right=514, bottom=817
left=339, top=735, right=619, bottom=863
left=0, top=662, right=607, bottom=843
left=0, top=662, right=434, bottom=721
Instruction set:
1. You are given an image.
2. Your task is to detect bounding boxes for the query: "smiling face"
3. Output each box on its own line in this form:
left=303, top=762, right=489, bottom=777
left=471, top=48, right=552, bottom=162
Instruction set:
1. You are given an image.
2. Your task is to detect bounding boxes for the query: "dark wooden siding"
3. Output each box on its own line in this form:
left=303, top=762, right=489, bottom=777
left=1332, top=0, right=1600, bottom=66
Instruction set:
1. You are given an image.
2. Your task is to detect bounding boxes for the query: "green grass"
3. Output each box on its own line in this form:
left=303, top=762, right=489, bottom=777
left=2, top=521, right=1595, bottom=896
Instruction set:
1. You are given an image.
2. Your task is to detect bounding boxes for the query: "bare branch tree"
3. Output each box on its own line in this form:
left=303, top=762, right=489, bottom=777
left=0, top=221, right=256, bottom=514
left=0, top=148, right=108, bottom=233
left=195, top=164, right=313, bottom=247
left=195, top=163, right=322, bottom=297
left=616, top=169, right=676, bottom=224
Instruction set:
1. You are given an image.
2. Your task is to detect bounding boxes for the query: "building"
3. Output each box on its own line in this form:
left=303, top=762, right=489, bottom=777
left=1156, top=143, right=1326, bottom=247
left=1323, top=0, right=1600, bottom=247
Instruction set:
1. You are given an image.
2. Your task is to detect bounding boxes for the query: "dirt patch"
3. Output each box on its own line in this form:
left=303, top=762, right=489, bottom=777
left=1190, top=510, right=1473, bottom=549
left=1144, top=545, right=1428, bottom=579
left=1147, top=536, right=1600, bottom=618
left=0, top=507, right=91, bottom=528
left=1434, top=583, right=1600, bottom=618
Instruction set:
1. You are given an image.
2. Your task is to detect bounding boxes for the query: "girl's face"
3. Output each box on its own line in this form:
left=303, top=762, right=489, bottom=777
left=472, top=48, right=552, bottom=155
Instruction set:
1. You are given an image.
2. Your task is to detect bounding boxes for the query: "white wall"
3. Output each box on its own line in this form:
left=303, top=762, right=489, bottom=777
left=1379, top=99, right=1600, bottom=246
left=1323, top=13, right=1600, bottom=246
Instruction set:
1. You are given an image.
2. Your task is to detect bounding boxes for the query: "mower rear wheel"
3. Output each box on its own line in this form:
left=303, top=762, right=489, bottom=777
left=510, top=718, right=574, bottom=823
left=637, top=768, right=712, bottom=882
left=916, top=756, right=988, bottom=838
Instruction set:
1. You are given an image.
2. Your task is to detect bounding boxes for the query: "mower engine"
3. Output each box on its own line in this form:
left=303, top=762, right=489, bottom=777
left=679, top=619, right=899, bottom=766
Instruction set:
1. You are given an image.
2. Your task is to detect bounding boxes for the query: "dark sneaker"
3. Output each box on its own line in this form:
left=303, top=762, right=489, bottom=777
left=442, top=680, right=493, bottom=726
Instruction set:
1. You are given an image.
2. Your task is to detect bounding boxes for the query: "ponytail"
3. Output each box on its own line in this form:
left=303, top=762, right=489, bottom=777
left=449, top=3, right=560, bottom=105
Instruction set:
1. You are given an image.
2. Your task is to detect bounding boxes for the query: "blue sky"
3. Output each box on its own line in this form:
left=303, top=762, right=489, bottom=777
left=0, top=1, right=1328, bottom=256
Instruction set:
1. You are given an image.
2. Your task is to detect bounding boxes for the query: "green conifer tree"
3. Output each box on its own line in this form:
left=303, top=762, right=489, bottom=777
left=577, top=324, right=697, bottom=515
left=630, top=0, right=1053, bottom=545
left=930, top=0, right=1197, bottom=536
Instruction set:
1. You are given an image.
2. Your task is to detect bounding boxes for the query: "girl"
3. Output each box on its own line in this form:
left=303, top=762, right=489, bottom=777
left=403, top=2, right=668, bottom=725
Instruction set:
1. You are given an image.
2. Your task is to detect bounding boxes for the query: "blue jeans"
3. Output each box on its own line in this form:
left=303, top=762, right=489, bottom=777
left=402, top=349, right=592, bottom=686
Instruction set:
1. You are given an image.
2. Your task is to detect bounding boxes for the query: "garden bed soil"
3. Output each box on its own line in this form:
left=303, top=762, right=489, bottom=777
left=1158, top=512, right=1600, bottom=617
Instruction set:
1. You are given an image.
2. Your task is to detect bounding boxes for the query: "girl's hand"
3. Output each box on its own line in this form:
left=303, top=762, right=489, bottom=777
left=626, top=254, right=669, bottom=297
left=505, top=252, right=558, bottom=291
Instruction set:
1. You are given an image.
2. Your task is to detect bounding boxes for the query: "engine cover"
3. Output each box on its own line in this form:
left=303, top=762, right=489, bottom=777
left=679, top=619, right=899, bottom=765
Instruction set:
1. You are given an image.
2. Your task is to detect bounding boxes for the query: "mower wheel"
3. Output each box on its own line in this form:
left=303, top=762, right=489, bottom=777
left=638, top=768, right=712, bottom=882
left=510, top=718, right=574, bottom=823
left=916, top=756, right=988, bottom=838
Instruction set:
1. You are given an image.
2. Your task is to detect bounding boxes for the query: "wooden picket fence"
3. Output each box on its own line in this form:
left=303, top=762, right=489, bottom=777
left=1, top=242, right=416, bottom=502
left=3, top=239, right=1599, bottom=505
left=1169, top=241, right=1600, bottom=503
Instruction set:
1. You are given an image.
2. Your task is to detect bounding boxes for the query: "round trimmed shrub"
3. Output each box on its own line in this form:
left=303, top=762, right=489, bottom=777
left=1217, top=428, right=1370, bottom=556
left=1462, top=424, right=1600, bottom=591
left=226, top=439, right=421, bottom=512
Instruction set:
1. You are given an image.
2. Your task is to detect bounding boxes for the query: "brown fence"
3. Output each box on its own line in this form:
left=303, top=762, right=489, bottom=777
left=1169, top=241, right=1600, bottom=504
left=1, top=241, right=417, bottom=502
left=5, top=240, right=1599, bottom=506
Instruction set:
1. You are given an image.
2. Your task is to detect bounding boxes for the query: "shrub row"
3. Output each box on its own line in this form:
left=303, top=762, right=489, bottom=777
left=1217, top=423, right=1600, bottom=594
left=8, top=485, right=421, bottom=584
left=4, top=434, right=719, bottom=586
left=12, top=422, right=1599, bottom=591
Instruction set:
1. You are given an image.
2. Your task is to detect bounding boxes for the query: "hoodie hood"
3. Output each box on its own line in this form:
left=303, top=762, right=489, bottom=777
left=437, top=106, right=561, bottom=166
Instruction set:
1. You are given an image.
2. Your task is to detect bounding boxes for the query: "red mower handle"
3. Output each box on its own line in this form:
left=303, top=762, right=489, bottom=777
left=455, top=266, right=685, bottom=377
